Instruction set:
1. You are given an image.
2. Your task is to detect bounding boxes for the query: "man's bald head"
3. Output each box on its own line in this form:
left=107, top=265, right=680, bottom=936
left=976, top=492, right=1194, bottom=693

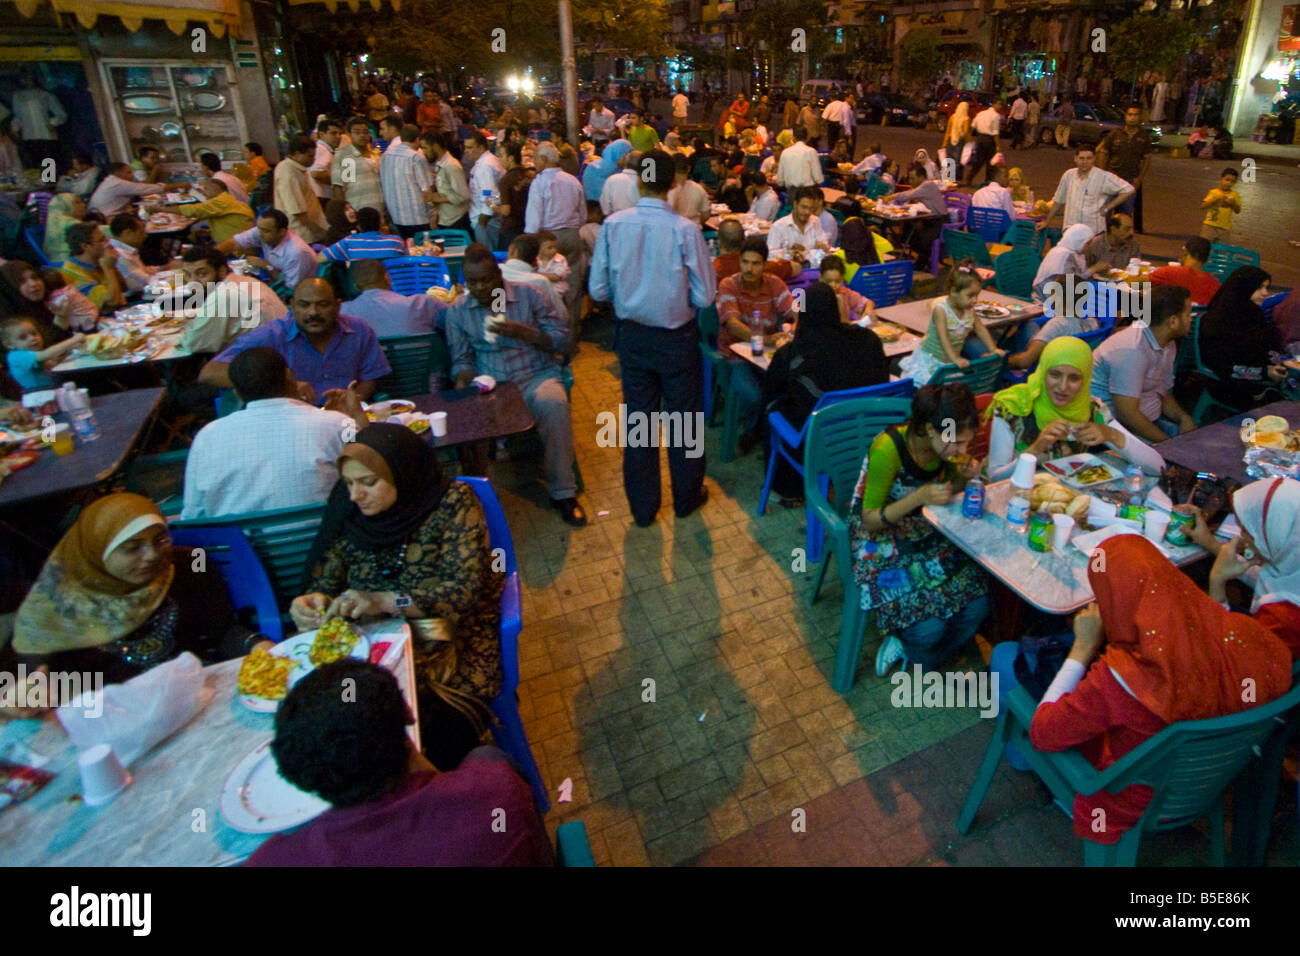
left=623, top=150, right=644, bottom=171
left=349, top=258, right=390, bottom=291
left=717, top=219, right=745, bottom=254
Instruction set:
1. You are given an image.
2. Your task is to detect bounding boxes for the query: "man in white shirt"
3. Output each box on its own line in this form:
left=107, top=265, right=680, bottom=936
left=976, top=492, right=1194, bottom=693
left=1008, top=94, right=1028, bottom=148
left=672, top=90, right=690, bottom=123
left=107, top=213, right=158, bottom=293
left=501, top=233, right=568, bottom=320
left=587, top=97, right=616, bottom=145
left=309, top=118, right=344, bottom=203
left=744, top=170, right=780, bottom=222
left=971, top=161, right=1016, bottom=222
left=10, top=72, right=65, bottom=169
left=1037, top=145, right=1134, bottom=237
left=55, top=155, right=99, bottom=198
left=181, top=346, right=365, bottom=520
left=775, top=127, right=823, bottom=189
left=88, top=162, right=165, bottom=217
left=599, top=149, right=642, bottom=217
left=217, top=209, right=319, bottom=294
left=340, top=258, right=446, bottom=339
left=418, top=131, right=471, bottom=231
left=275, top=134, right=329, bottom=243
left=963, top=100, right=1003, bottom=185
left=463, top=130, right=505, bottom=250
left=176, top=246, right=289, bottom=354
left=768, top=185, right=829, bottom=266
left=524, top=142, right=587, bottom=323
left=198, top=152, right=249, bottom=204
left=668, top=154, right=711, bottom=225
left=820, top=93, right=852, bottom=153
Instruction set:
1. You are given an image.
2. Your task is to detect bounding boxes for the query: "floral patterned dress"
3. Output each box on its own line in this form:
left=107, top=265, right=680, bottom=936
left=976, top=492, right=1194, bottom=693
left=306, top=482, right=504, bottom=713
left=848, top=426, right=987, bottom=634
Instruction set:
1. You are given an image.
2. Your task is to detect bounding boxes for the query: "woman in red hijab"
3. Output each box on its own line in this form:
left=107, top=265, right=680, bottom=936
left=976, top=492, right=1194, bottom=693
left=1029, top=534, right=1292, bottom=845
left=727, top=95, right=751, bottom=131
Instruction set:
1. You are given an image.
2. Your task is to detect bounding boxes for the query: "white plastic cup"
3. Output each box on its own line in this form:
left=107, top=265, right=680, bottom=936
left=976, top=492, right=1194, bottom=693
left=1010, top=452, right=1037, bottom=490
left=430, top=411, right=448, bottom=437
left=78, top=743, right=131, bottom=807
left=1144, top=510, right=1171, bottom=544
left=1052, top=513, right=1074, bottom=550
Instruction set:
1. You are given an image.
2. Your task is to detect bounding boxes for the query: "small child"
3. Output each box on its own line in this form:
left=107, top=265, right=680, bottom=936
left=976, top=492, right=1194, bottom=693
left=1199, top=167, right=1240, bottom=244
left=2, top=318, right=85, bottom=392
left=41, top=269, right=99, bottom=333
left=535, top=230, right=570, bottom=300
left=899, top=261, right=1005, bottom=385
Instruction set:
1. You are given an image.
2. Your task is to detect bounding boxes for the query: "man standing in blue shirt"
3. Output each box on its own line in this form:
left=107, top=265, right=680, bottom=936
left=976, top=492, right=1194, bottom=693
left=200, top=277, right=391, bottom=403
left=590, top=149, right=717, bottom=527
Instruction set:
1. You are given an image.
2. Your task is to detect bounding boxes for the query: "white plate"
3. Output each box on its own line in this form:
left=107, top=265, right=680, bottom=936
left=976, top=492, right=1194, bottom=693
left=363, top=399, right=416, bottom=421
left=219, top=738, right=329, bottom=834
left=1042, top=453, right=1125, bottom=489
left=973, top=303, right=1011, bottom=319
left=1072, top=524, right=1172, bottom=561
left=238, top=625, right=372, bottom=713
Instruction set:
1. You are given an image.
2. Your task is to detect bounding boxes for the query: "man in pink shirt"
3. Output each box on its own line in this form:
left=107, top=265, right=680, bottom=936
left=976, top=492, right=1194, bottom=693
left=245, top=661, right=553, bottom=867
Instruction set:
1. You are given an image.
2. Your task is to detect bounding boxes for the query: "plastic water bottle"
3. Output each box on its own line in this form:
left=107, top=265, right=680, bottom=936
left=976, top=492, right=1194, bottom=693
left=67, top=388, right=101, bottom=442
left=57, top=381, right=78, bottom=414
left=1124, top=465, right=1144, bottom=506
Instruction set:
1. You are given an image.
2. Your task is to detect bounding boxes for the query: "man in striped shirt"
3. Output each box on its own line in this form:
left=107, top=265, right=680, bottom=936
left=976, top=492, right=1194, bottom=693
left=332, top=115, right=385, bottom=216
left=378, top=117, right=431, bottom=239
left=317, top=206, right=407, bottom=262
left=1037, top=145, right=1134, bottom=238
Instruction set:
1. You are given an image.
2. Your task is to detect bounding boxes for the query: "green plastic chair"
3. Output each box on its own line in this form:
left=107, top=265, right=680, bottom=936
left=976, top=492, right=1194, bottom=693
left=803, top=396, right=914, bottom=693
left=992, top=247, right=1040, bottom=301
left=374, top=333, right=452, bottom=399
left=929, top=352, right=1007, bottom=394
left=957, top=674, right=1300, bottom=865
left=942, top=227, right=994, bottom=269
left=1204, top=243, right=1259, bottom=283
left=1000, top=219, right=1046, bottom=256
left=864, top=176, right=894, bottom=201
left=316, top=260, right=360, bottom=301
left=697, top=305, right=731, bottom=428
left=555, top=820, right=596, bottom=866
left=170, top=501, right=328, bottom=612
left=1187, top=307, right=1242, bottom=425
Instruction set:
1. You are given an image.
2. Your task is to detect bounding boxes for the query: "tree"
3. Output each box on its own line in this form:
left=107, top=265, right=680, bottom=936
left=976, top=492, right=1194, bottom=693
left=896, top=30, right=944, bottom=96
left=1103, top=15, right=1201, bottom=84
left=739, top=0, right=833, bottom=81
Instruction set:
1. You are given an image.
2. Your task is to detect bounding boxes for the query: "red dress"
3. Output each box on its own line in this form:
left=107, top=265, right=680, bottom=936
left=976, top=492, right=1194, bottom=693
left=1256, top=601, right=1300, bottom=660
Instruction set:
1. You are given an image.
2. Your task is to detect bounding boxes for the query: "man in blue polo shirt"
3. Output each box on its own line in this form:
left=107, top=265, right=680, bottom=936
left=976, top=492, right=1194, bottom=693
left=199, top=277, right=391, bottom=403
left=317, top=206, right=408, bottom=263
left=340, top=259, right=446, bottom=338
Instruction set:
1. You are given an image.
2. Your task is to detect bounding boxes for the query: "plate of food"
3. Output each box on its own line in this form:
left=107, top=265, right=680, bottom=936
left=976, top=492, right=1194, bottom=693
left=0, top=451, right=39, bottom=472
left=1041, top=453, right=1125, bottom=489
left=236, top=619, right=373, bottom=713
left=865, top=321, right=905, bottom=342
left=1244, top=413, right=1300, bottom=451
left=219, top=738, right=330, bottom=834
left=363, top=399, right=416, bottom=421
left=973, top=302, right=1011, bottom=320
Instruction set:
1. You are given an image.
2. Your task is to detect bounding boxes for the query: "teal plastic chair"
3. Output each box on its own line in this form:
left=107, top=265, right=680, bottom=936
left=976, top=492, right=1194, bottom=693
left=317, top=260, right=360, bottom=301
left=957, top=675, right=1300, bottom=865
left=697, top=305, right=730, bottom=427
left=170, top=501, right=328, bottom=612
left=374, top=332, right=451, bottom=399
left=864, top=176, right=894, bottom=201
left=1187, top=308, right=1242, bottom=424
left=1204, top=243, right=1259, bottom=283
left=942, top=227, right=993, bottom=269
left=418, top=228, right=473, bottom=248
left=803, top=397, right=914, bottom=693
left=992, top=246, right=1039, bottom=301
left=1000, top=219, right=1046, bottom=256
left=929, top=352, right=1007, bottom=394
left=556, top=820, right=596, bottom=866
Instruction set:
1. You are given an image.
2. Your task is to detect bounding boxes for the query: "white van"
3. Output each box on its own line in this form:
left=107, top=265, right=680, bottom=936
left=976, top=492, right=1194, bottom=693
left=798, top=79, right=847, bottom=105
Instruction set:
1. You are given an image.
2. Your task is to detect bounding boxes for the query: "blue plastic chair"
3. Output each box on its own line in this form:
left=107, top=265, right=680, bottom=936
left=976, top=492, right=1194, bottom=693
left=168, top=527, right=284, bottom=642
left=24, top=226, right=52, bottom=267
left=455, top=476, right=549, bottom=814
left=1261, top=290, right=1286, bottom=321
left=26, top=191, right=53, bottom=227
left=385, top=256, right=451, bottom=294
left=944, top=191, right=971, bottom=227
left=846, top=259, right=914, bottom=308
left=492, top=250, right=508, bottom=263
left=761, top=379, right=914, bottom=568
left=967, top=207, right=1011, bottom=245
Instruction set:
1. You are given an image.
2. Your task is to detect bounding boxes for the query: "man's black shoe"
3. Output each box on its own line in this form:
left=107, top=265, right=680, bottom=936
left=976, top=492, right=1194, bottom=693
left=552, top=497, right=588, bottom=527
left=675, top=486, right=709, bottom=518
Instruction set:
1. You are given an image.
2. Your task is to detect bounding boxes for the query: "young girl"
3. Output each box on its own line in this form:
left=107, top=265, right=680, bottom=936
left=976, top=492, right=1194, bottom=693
left=41, top=269, right=99, bottom=333
left=899, top=261, right=1004, bottom=385
left=535, top=231, right=571, bottom=301
left=2, top=318, right=85, bottom=391
left=818, top=256, right=874, bottom=322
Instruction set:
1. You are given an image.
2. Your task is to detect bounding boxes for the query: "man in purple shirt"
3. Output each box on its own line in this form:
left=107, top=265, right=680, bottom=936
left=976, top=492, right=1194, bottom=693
left=244, top=661, right=553, bottom=867
left=200, top=277, right=391, bottom=402
left=341, top=259, right=447, bottom=338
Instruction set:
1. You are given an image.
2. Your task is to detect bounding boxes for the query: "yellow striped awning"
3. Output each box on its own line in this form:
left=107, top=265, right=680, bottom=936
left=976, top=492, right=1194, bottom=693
left=10, top=0, right=241, bottom=37
left=284, top=0, right=402, bottom=11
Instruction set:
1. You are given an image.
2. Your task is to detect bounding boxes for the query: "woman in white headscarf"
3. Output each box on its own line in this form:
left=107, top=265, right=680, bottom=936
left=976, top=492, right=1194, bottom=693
left=1030, top=223, right=1093, bottom=304
left=1190, top=477, right=1300, bottom=659
left=913, top=148, right=940, bottom=181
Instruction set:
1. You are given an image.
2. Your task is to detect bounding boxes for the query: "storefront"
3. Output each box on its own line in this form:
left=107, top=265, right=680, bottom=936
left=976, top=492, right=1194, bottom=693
left=1228, top=0, right=1300, bottom=139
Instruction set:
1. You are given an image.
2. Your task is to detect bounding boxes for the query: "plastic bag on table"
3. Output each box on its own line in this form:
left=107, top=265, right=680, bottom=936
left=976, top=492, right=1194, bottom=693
left=1244, top=445, right=1300, bottom=481
left=55, top=652, right=206, bottom=768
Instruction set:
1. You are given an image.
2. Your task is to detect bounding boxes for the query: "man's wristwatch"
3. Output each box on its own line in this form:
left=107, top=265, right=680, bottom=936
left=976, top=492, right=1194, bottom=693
left=393, top=593, right=413, bottom=610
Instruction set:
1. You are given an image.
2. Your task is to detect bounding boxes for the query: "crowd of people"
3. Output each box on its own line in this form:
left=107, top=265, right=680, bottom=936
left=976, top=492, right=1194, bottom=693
left=1, top=70, right=1299, bottom=868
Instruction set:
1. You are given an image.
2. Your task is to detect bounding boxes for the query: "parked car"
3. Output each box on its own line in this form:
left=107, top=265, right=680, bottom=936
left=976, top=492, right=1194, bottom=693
left=858, top=92, right=931, bottom=128
left=799, top=78, right=848, bottom=107
left=1037, top=102, right=1163, bottom=147
left=932, top=89, right=996, bottom=118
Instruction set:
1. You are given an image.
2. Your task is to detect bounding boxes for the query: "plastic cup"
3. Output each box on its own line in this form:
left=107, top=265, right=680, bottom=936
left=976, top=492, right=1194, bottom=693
left=430, top=411, right=448, bottom=437
left=1010, top=452, right=1037, bottom=490
left=78, top=743, right=131, bottom=807
left=1144, top=510, right=1171, bottom=545
left=1052, top=513, right=1074, bottom=550
left=49, top=424, right=74, bottom=456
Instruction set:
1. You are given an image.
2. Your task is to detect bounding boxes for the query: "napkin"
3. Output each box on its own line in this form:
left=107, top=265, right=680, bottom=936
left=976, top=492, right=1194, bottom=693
left=471, top=374, right=496, bottom=393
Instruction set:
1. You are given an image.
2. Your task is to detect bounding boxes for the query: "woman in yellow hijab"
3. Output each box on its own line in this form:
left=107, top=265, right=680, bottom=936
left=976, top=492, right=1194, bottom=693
left=985, top=336, right=1164, bottom=481
left=43, top=192, right=86, bottom=264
